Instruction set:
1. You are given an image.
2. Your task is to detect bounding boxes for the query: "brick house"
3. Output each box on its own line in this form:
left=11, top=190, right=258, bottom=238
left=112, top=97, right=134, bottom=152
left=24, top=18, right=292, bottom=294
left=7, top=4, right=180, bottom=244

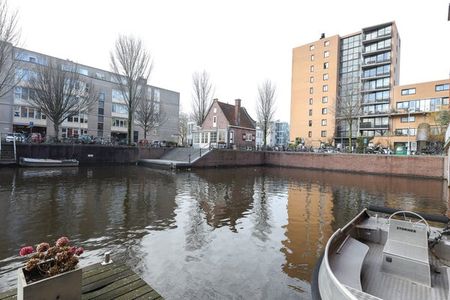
left=193, top=99, right=256, bottom=149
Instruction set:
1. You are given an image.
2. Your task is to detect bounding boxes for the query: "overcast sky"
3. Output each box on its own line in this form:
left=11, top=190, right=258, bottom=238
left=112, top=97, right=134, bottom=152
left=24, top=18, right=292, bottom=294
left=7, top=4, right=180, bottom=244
left=10, top=0, right=450, bottom=122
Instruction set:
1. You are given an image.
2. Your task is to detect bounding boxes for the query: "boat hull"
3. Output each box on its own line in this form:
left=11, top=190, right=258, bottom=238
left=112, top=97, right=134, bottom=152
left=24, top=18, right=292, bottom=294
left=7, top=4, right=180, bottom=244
left=19, top=158, right=79, bottom=167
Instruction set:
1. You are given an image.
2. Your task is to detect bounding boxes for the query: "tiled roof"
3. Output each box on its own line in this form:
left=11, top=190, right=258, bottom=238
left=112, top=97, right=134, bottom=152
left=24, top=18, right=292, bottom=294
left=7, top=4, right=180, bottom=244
left=217, top=101, right=256, bottom=129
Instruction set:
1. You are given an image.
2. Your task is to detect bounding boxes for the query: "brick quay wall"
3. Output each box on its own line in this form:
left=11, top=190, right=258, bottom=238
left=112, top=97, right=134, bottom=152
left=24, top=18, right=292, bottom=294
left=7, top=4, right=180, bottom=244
left=195, top=150, right=448, bottom=180
left=15, top=144, right=167, bottom=164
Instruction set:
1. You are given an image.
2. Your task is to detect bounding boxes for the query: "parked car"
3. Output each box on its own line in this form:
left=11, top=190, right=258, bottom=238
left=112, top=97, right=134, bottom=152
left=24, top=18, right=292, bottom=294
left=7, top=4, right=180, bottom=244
left=5, top=133, right=25, bottom=143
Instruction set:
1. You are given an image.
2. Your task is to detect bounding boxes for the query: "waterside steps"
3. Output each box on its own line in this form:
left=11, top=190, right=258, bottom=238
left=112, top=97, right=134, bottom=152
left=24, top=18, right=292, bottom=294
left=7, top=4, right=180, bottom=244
left=139, top=146, right=211, bottom=169
left=0, top=262, right=163, bottom=300
left=0, top=142, right=16, bottom=166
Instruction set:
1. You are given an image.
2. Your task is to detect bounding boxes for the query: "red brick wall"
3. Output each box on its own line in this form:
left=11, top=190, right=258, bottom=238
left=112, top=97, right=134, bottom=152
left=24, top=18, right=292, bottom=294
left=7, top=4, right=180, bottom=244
left=265, top=152, right=445, bottom=179
left=201, top=101, right=229, bottom=130
left=231, top=127, right=256, bottom=148
left=193, top=149, right=264, bottom=167
left=193, top=149, right=446, bottom=179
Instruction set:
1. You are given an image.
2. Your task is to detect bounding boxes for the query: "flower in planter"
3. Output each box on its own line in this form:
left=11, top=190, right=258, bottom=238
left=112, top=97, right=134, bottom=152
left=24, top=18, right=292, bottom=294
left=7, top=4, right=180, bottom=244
left=36, top=242, right=50, bottom=252
left=56, top=236, right=70, bottom=247
left=19, top=246, right=34, bottom=256
left=19, top=237, right=84, bottom=283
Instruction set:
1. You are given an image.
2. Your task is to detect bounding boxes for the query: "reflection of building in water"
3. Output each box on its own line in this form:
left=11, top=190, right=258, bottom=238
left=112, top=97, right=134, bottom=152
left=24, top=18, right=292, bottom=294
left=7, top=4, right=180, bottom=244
left=191, top=169, right=255, bottom=232
left=281, top=183, right=334, bottom=281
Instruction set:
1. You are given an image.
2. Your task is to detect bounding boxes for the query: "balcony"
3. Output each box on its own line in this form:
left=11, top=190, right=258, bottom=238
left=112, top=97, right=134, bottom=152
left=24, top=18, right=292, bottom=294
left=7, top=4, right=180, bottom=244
left=359, top=123, right=389, bottom=129
left=362, top=85, right=391, bottom=93
left=361, top=111, right=390, bottom=117
left=362, top=58, right=391, bottom=68
left=361, top=72, right=390, bottom=81
left=362, top=33, right=392, bottom=44
left=362, top=46, right=391, bottom=56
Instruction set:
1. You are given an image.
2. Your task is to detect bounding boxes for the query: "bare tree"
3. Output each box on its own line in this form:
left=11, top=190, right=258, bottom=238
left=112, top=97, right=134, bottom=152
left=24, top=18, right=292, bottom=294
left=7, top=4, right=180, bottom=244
left=178, top=112, right=189, bottom=146
left=26, top=61, right=98, bottom=140
left=191, top=70, right=213, bottom=126
left=110, top=35, right=152, bottom=145
left=135, top=88, right=165, bottom=140
left=335, top=86, right=362, bottom=151
left=256, top=79, right=276, bottom=147
left=0, top=0, right=22, bottom=97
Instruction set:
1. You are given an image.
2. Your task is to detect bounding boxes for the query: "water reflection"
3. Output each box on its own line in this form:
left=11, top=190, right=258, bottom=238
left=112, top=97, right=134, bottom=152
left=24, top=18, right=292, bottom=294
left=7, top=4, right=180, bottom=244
left=0, top=166, right=447, bottom=299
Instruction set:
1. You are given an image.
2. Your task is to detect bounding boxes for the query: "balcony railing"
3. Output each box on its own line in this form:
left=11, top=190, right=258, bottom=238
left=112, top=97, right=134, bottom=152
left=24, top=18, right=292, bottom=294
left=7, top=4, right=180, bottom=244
left=359, top=123, right=389, bottom=129
left=362, top=58, right=391, bottom=67
left=362, top=33, right=392, bottom=44
left=362, top=46, right=391, bottom=56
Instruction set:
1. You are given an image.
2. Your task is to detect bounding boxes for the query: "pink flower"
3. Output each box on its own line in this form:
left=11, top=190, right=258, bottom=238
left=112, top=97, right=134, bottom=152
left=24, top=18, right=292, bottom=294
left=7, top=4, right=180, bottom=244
left=68, top=246, right=76, bottom=255
left=75, top=247, right=84, bottom=256
left=36, top=243, right=50, bottom=253
left=19, top=246, right=34, bottom=256
left=56, top=237, right=69, bottom=247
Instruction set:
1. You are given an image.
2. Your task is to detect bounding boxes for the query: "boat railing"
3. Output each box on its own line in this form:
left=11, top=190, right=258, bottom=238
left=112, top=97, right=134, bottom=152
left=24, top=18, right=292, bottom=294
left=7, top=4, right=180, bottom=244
left=319, top=228, right=358, bottom=300
left=319, top=209, right=369, bottom=300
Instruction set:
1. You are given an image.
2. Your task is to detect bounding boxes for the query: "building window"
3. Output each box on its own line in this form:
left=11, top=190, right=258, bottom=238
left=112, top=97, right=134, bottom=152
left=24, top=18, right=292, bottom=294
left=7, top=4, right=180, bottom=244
left=436, top=84, right=449, bottom=92
left=324, top=51, right=330, bottom=58
left=310, top=65, right=314, bottom=72
left=309, top=109, right=313, bottom=116
left=321, top=119, right=327, bottom=126
left=308, top=131, right=312, bottom=138
left=308, top=120, right=312, bottom=127
left=324, top=62, right=329, bottom=69
left=322, top=108, right=327, bottom=115
left=309, top=87, right=314, bottom=94
left=324, top=40, right=330, bottom=47
left=310, top=45, right=315, bottom=51
left=401, top=116, right=415, bottom=123
left=311, top=54, right=315, bottom=61
left=310, top=76, right=314, bottom=83
left=309, top=98, right=313, bottom=105
left=213, top=108, right=217, bottom=113
left=321, top=130, right=327, bottom=137
left=323, top=73, right=329, bottom=81
left=210, top=132, right=217, bottom=143
left=213, top=116, right=217, bottom=127
left=322, top=85, right=328, bottom=92
left=322, top=96, right=328, bottom=103
left=401, top=88, right=416, bottom=96
left=395, top=128, right=416, bottom=136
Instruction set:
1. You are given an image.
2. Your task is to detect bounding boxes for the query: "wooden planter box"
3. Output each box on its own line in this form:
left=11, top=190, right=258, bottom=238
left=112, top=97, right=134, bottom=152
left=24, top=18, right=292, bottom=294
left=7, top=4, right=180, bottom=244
left=17, top=266, right=81, bottom=300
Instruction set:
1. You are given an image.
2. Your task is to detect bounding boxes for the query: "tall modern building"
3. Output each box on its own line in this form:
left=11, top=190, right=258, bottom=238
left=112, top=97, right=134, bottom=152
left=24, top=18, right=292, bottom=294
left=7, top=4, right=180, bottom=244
left=0, top=45, right=180, bottom=142
left=290, top=22, right=400, bottom=147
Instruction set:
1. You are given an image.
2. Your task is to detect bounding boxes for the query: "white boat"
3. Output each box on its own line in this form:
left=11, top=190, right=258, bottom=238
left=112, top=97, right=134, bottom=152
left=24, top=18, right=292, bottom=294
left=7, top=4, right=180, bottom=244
left=313, top=206, right=450, bottom=300
left=19, top=157, right=79, bottom=167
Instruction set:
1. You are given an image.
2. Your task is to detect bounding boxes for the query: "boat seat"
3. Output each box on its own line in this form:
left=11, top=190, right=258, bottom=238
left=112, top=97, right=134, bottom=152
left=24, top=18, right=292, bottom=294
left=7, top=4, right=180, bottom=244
left=382, top=218, right=431, bottom=286
left=329, top=235, right=369, bottom=291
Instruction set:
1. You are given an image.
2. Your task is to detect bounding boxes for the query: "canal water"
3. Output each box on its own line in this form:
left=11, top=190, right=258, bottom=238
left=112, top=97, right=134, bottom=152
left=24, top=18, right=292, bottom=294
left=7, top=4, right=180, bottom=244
left=0, top=166, right=447, bottom=299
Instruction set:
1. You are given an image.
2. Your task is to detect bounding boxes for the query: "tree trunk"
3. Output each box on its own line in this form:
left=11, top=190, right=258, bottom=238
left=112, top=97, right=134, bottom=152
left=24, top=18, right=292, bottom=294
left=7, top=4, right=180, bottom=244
left=127, top=110, right=132, bottom=145
left=53, top=123, right=59, bottom=142
left=348, top=122, right=352, bottom=153
left=144, top=128, right=147, bottom=140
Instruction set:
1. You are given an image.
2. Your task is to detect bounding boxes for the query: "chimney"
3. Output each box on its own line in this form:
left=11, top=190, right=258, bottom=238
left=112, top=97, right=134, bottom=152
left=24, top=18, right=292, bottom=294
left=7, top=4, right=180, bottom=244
left=320, top=33, right=325, bottom=39
left=234, top=99, right=241, bottom=125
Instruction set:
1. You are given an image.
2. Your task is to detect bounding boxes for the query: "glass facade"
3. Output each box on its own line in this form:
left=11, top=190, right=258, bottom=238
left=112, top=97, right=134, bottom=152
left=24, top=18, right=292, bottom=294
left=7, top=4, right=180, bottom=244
left=336, top=34, right=362, bottom=139
left=359, top=23, right=393, bottom=139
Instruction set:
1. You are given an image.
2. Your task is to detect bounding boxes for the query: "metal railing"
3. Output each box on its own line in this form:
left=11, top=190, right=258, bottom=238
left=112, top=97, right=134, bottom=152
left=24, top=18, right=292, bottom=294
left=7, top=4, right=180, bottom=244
left=0, top=132, right=18, bottom=161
